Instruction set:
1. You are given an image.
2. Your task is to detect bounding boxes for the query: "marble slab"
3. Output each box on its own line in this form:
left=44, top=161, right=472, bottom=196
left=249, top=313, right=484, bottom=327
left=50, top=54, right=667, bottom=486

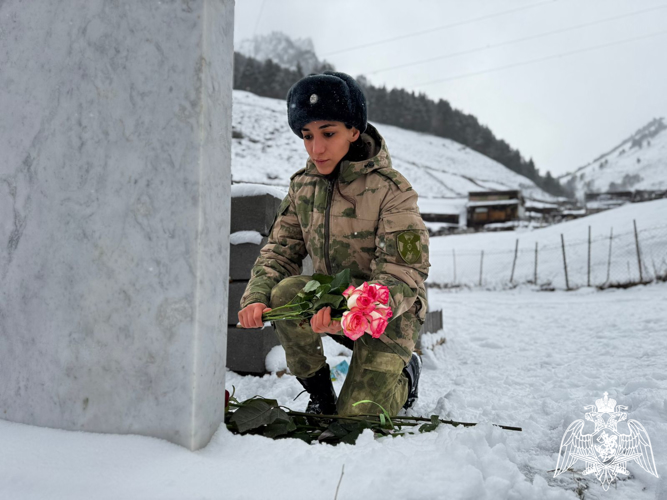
left=0, top=0, right=235, bottom=450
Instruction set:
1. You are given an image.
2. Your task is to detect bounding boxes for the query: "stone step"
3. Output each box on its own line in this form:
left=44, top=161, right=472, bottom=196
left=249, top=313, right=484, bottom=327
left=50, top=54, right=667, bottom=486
left=226, top=326, right=279, bottom=375
left=230, top=194, right=282, bottom=236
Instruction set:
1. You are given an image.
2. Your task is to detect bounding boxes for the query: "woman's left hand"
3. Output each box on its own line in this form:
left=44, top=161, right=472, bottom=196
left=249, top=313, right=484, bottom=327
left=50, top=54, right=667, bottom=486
left=310, top=306, right=342, bottom=334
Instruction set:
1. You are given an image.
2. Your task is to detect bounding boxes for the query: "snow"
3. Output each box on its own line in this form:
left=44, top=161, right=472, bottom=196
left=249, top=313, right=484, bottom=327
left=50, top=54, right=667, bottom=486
left=2, top=283, right=666, bottom=499
left=424, top=221, right=459, bottom=233
left=418, top=197, right=466, bottom=215
left=264, top=344, right=287, bottom=373
left=229, top=230, right=263, bottom=246
left=525, top=199, right=560, bottom=209
left=560, top=118, right=667, bottom=199
left=230, top=182, right=287, bottom=199
left=430, top=199, right=667, bottom=289
left=467, top=199, right=520, bottom=207
left=2, top=91, right=666, bottom=500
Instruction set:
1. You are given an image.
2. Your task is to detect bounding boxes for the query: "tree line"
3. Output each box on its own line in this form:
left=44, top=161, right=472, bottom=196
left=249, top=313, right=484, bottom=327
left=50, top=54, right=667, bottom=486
left=233, top=52, right=571, bottom=198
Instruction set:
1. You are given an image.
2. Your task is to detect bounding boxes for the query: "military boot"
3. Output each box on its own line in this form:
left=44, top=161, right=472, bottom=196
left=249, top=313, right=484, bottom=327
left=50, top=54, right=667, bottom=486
left=402, top=352, right=423, bottom=410
left=296, top=364, right=338, bottom=415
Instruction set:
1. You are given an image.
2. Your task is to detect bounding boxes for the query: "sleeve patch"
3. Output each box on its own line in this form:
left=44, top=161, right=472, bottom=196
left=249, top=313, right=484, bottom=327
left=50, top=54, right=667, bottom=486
left=397, top=231, right=422, bottom=264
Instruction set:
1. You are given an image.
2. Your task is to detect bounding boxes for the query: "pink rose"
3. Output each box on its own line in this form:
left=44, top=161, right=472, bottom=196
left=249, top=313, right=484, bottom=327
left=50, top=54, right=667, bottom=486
left=345, top=287, right=364, bottom=309
left=361, top=282, right=377, bottom=302
left=341, top=310, right=369, bottom=341
left=373, top=285, right=390, bottom=305
left=342, top=285, right=357, bottom=298
left=353, top=293, right=376, bottom=313
left=374, top=304, right=393, bottom=320
left=367, top=310, right=389, bottom=338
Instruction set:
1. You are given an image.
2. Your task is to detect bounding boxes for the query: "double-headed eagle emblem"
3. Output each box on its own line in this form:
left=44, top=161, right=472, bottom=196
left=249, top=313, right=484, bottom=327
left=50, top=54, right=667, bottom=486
left=554, top=392, right=658, bottom=490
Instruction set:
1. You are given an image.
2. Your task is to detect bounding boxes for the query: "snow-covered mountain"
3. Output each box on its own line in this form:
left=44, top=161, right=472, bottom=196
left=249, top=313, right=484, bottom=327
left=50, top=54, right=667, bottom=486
left=231, top=90, right=554, bottom=206
left=237, top=31, right=325, bottom=75
left=560, top=117, right=667, bottom=200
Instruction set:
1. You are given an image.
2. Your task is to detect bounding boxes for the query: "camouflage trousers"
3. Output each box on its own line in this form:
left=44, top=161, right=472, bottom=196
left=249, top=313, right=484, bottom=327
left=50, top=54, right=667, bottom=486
left=269, top=275, right=422, bottom=417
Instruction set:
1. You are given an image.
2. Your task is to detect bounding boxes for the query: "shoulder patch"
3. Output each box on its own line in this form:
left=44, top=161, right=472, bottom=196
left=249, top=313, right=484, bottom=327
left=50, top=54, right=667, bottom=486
left=375, top=167, right=413, bottom=192
left=290, top=167, right=307, bottom=181
left=397, top=230, right=422, bottom=264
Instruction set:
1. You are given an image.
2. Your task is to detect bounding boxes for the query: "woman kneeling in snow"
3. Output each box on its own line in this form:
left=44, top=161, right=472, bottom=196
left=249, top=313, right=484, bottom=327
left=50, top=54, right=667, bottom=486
left=238, top=71, right=430, bottom=417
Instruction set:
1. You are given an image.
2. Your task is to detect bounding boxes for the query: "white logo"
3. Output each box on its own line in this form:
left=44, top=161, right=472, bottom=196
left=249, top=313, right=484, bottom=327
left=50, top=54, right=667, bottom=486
left=309, top=93, right=319, bottom=104
left=554, top=392, right=659, bottom=490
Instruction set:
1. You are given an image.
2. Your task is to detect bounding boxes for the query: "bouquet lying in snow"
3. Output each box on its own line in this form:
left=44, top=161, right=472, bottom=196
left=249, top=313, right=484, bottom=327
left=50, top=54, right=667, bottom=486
left=262, top=269, right=393, bottom=341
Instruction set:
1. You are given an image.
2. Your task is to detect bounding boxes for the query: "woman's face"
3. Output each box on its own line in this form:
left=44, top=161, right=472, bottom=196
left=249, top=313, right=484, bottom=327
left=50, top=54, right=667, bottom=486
left=301, top=120, right=360, bottom=175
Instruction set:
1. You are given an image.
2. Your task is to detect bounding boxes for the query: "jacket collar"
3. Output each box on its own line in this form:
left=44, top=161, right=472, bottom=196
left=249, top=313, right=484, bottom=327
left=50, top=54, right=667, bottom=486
left=303, top=123, right=393, bottom=184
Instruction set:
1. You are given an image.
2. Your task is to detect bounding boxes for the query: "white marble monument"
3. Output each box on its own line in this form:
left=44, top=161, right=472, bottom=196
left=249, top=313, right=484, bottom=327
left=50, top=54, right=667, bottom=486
left=0, top=0, right=234, bottom=450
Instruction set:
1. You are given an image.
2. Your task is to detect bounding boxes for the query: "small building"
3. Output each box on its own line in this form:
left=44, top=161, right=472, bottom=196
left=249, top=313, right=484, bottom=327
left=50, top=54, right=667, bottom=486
left=418, top=197, right=466, bottom=236
left=524, top=199, right=561, bottom=225
left=632, top=189, right=667, bottom=202
left=466, top=190, right=525, bottom=230
left=561, top=208, right=587, bottom=220
left=585, top=191, right=633, bottom=215
left=557, top=199, right=586, bottom=221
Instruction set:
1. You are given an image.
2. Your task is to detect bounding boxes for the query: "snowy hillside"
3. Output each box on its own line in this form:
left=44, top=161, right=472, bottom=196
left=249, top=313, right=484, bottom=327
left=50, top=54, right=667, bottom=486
left=237, top=31, right=323, bottom=75
left=560, top=118, right=667, bottom=199
left=231, top=90, right=554, bottom=205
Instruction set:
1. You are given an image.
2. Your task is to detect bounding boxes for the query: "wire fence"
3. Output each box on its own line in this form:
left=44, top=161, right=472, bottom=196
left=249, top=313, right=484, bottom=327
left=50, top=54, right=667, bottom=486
left=429, top=220, right=667, bottom=290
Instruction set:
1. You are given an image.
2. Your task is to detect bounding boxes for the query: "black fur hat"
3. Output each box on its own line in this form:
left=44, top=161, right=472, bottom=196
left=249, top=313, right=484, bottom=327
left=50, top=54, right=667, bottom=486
left=286, top=71, right=367, bottom=138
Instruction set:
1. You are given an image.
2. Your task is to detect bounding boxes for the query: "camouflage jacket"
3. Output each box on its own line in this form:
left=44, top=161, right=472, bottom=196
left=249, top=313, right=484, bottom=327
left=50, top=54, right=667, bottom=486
left=240, top=122, right=430, bottom=321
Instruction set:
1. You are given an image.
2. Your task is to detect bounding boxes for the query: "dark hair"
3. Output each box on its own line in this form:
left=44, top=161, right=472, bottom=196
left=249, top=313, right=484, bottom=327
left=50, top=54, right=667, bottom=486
left=343, top=129, right=369, bottom=162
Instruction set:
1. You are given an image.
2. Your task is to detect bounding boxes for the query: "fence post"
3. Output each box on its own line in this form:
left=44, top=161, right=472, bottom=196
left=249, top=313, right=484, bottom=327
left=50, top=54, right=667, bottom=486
left=633, top=219, right=644, bottom=282
left=479, top=250, right=484, bottom=287
left=561, top=233, right=570, bottom=290
left=587, top=225, right=591, bottom=287
left=452, top=248, right=457, bottom=285
left=510, top=239, right=519, bottom=285
left=606, top=227, right=613, bottom=284
left=534, top=241, right=538, bottom=284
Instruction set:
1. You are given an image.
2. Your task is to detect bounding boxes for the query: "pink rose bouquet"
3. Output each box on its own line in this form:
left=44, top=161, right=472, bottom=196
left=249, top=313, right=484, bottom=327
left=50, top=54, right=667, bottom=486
left=260, top=270, right=393, bottom=341
left=341, top=283, right=393, bottom=340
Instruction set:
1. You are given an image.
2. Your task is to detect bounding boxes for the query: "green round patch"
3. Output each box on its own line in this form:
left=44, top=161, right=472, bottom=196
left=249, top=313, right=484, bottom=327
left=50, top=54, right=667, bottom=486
left=397, top=231, right=422, bottom=264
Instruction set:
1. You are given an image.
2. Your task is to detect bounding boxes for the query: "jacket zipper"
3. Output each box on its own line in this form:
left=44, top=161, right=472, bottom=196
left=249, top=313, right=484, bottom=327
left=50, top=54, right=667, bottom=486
left=324, top=178, right=335, bottom=275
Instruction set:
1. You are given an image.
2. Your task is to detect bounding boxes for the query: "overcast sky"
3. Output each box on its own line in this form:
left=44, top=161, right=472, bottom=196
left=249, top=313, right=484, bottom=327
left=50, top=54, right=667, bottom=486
left=233, top=0, right=667, bottom=177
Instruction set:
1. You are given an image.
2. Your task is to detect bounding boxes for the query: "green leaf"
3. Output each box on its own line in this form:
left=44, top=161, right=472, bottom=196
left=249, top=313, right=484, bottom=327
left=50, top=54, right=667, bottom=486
left=264, top=419, right=297, bottom=438
left=352, top=399, right=394, bottom=429
left=312, top=294, right=344, bottom=309
left=229, top=398, right=291, bottom=433
left=303, top=280, right=321, bottom=293
left=318, top=421, right=370, bottom=445
left=329, top=269, right=351, bottom=293
left=311, top=273, right=334, bottom=285
left=418, top=415, right=441, bottom=433
left=314, top=284, right=332, bottom=298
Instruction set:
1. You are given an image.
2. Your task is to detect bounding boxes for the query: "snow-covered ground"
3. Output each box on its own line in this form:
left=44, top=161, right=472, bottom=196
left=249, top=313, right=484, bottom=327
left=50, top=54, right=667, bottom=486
left=2, top=283, right=666, bottom=500
left=429, top=199, right=667, bottom=289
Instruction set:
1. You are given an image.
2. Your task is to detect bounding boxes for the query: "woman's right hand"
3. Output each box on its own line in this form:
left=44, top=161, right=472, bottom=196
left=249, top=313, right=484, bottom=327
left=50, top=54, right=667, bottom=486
left=238, top=303, right=272, bottom=329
